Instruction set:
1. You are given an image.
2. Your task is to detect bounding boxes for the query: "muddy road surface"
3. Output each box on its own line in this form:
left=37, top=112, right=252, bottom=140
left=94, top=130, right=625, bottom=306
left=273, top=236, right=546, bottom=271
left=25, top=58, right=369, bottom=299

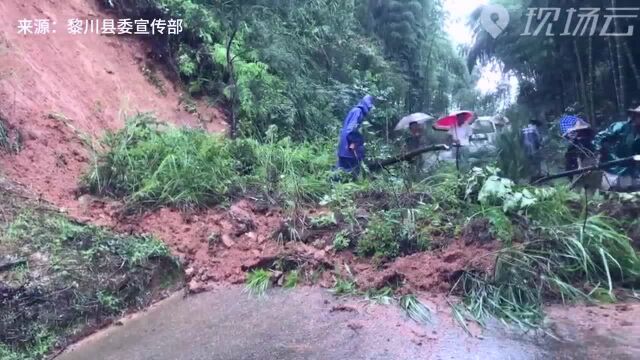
left=58, top=287, right=640, bottom=360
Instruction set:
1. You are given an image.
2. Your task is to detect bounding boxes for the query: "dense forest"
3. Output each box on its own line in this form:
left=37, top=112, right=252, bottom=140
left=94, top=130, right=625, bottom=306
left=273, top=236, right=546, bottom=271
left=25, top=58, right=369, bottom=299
left=103, top=0, right=482, bottom=140
left=470, top=0, right=640, bottom=127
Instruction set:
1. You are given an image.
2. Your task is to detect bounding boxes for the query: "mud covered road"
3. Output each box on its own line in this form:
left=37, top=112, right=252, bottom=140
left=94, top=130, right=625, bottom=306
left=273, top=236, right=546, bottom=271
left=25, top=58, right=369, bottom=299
left=58, top=287, right=640, bottom=360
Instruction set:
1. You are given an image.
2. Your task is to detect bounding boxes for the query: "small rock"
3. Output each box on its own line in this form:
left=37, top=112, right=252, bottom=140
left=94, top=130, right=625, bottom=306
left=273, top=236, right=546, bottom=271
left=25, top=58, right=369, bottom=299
left=185, top=267, right=196, bottom=278
left=271, top=271, right=283, bottom=281
left=245, top=232, right=257, bottom=241
left=221, top=234, right=235, bottom=248
left=188, top=279, right=205, bottom=294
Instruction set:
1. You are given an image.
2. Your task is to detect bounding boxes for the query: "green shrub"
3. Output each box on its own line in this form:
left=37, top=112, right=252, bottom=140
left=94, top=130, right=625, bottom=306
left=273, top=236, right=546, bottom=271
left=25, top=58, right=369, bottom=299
left=333, top=230, right=351, bottom=251
left=357, top=212, right=400, bottom=259
left=244, top=269, right=271, bottom=297
left=85, top=116, right=336, bottom=209
left=454, top=215, right=640, bottom=329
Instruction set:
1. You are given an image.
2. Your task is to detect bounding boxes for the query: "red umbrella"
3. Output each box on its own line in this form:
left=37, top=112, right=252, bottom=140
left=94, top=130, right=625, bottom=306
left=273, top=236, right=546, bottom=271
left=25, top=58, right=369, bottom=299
left=432, top=111, right=475, bottom=131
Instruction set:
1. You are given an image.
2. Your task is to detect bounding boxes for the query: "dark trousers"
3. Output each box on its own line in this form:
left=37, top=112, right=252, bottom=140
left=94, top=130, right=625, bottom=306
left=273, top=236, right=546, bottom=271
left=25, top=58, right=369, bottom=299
left=337, top=156, right=360, bottom=172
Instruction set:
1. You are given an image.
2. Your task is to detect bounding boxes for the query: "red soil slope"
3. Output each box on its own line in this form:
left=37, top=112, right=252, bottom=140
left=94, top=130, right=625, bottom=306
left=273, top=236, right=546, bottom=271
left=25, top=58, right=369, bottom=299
left=0, top=0, right=225, bottom=207
left=0, top=0, right=494, bottom=294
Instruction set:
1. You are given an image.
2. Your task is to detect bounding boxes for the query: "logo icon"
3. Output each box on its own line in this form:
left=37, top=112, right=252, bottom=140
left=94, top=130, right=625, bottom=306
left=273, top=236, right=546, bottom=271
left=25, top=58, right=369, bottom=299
left=480, top=4, right=510, bottom=39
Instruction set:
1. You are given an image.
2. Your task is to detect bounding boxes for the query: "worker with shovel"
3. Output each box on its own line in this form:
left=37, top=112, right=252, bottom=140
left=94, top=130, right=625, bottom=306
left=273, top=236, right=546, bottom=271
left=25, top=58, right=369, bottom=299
left=336, top=95, right=374, bottom=177
left=594, top=106, right=640, bottom=191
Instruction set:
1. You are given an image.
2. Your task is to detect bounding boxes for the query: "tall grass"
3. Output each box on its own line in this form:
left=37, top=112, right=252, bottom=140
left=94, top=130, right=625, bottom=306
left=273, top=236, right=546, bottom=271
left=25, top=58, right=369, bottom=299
left=85, top=115, right=336, bottom=209
left=453, top=215, right=640, bottom=329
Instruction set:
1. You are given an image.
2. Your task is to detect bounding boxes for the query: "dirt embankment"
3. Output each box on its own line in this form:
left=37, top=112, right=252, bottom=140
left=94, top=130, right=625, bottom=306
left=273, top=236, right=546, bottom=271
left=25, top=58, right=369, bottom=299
left=0, top=0, right=496, bottom=296
left=0, top=0, right=225, bottom=208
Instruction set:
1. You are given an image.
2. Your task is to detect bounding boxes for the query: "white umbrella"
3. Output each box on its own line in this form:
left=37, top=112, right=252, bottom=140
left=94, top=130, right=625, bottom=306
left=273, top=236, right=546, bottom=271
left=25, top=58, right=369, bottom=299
left=394, top=113, right=434, bottom=131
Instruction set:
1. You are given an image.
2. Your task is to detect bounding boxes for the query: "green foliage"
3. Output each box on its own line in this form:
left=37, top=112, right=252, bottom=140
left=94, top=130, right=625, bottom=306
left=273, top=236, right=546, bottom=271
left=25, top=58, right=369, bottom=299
left=1, top=206, right=180, bottom=359
left=364, top=287, right=394, bottom=305
left=244, top=269, right=271, bottom=297
left=85, top=116, right=337, bottom=209
left=495, top=128, right=531, bottom=182
left=470, top=1, right=640, bottom=125
left=6, top=212, right=171, bottom=269
left=331, top=278, right=358, bottom=297
left=283, top=271, right=299, bottom=289
left=105, top=0, right=471, bottom=139
left=309, top=212, right=337, bottom=229
left=86, top=114, right=237, bottom=208
left=454, top=215, right=640, bottom=329
left=332, top=230, right=351, bottom=251
left=357, top=212, right=401, bottom=259
left=399, top=294, right=432, bottom=325
left=97, top=290, right=123, bottom=314
left=483, top=207, right=514, bottom=243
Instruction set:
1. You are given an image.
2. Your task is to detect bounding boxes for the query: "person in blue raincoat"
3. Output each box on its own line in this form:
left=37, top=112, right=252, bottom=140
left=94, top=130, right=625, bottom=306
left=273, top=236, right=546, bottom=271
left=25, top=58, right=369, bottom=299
left=336, top=95, right=374, bottom=176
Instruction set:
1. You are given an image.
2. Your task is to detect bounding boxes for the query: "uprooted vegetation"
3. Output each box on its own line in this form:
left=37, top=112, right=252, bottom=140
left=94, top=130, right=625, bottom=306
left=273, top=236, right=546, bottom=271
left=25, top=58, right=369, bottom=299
left=0, top=183, right=182, bottom=360
left=82, top=114, right=640, bottom=330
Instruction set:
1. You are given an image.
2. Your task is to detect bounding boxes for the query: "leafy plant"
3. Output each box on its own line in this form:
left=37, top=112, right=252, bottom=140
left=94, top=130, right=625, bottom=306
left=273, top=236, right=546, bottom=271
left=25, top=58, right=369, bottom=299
left=331, top=278, right=358, bottom=297
left=399, top=294, right=432, bottom=325
left=309, top=212, right=337, bottom=229
left=357, top=212, right=400, bottom=259
left=453, top=215, right=640, bottom=329
left=97, top=290, right=123, bottom=314
left=365, top=287, right=394, bottom=305
left=283, top=270, right=299, bottom=289
left=332, top=230, right=351, bottom=251
left=244, top=269, right=271, bottom=297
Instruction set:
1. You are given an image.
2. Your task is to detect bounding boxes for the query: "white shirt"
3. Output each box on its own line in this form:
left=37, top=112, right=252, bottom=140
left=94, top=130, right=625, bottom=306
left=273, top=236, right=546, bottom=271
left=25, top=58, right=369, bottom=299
left=448, top=124, right=472, bottom=146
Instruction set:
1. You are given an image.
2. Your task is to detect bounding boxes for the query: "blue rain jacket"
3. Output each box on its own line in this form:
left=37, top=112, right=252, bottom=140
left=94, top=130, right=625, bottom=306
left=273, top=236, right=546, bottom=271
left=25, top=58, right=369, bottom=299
left=337, top=95, right=374, bottom=160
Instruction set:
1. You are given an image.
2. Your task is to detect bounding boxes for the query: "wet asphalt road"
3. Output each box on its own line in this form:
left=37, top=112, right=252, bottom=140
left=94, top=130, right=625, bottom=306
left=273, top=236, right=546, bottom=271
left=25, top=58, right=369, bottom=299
left=58, top=287, right=638, bottom=360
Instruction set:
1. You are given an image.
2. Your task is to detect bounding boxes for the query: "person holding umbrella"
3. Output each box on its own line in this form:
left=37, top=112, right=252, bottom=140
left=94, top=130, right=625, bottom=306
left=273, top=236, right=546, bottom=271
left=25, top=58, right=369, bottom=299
left=394, top=112, right=433, bottom=152
left=433, top=111, right=475, bottom=170
left=560, top=114, right=596, bottom=180
left=395, top=113, right=433, bottom=177
left=336, top=95, right=374, bottom=177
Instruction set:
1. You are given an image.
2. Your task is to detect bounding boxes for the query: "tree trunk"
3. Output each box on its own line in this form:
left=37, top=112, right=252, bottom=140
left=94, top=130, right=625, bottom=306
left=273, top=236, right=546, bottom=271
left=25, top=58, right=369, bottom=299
left=623, top=39, right=640, bottom=93
left=611, top=1, right=626, bottom=111
left=587, top=36, right=596, bottom=124
left=560, top=72, right=566, bottom=112
left=573, top=40, right=588, bottom=115
left=226, top=26, right=239, bottom=139
left=607, top=36, right=621, bottom=112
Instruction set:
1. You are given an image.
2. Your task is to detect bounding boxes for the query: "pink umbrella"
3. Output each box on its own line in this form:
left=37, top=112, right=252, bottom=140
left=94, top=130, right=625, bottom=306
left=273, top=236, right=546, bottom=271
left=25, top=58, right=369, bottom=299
left=432, top=111, right=475, bottom=131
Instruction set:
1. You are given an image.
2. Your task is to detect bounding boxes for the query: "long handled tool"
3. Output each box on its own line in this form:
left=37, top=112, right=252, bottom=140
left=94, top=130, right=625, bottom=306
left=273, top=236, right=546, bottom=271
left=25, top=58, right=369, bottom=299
left=365, top=144, right=450, bottom=172
left=532, top=155, right=640, bottom=185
